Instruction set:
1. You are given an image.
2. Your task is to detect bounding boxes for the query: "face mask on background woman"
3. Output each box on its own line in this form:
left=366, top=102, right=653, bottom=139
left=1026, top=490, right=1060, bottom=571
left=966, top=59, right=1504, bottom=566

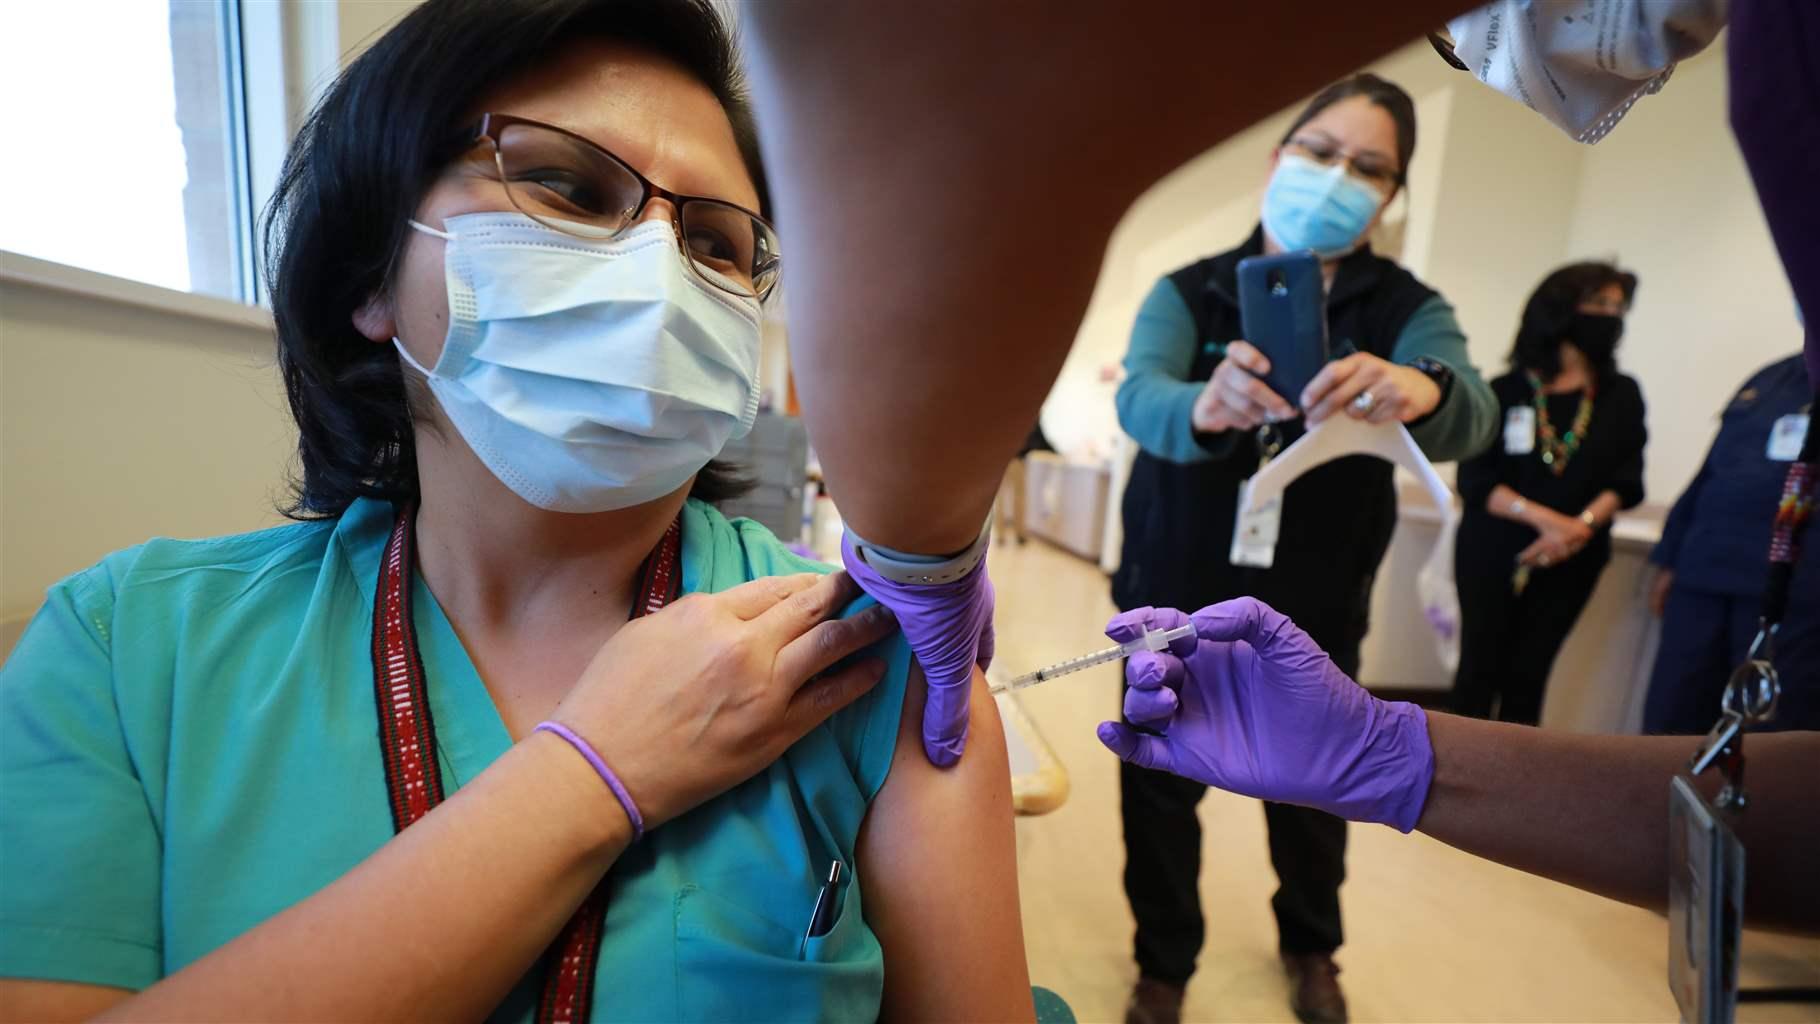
left=1566, top=312, right=1624, bottom=373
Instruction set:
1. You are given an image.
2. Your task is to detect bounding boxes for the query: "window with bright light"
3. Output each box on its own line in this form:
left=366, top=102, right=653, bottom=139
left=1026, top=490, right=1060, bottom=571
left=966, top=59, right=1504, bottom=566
left=0, top=1, right=253, bottom=301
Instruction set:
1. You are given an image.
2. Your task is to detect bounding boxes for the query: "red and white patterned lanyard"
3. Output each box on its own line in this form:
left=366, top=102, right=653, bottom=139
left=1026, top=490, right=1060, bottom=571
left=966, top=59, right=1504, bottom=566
left=371, top=503, right=682, bottom=1024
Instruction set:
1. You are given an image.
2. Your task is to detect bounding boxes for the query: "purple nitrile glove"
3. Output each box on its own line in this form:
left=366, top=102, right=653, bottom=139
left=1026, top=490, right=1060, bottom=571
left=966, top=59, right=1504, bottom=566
left=841, top=533, right=995, bottom=767
left=1097, top=598, right=1435, bottom=832
left=1111, top=606, right=1200, bottom=727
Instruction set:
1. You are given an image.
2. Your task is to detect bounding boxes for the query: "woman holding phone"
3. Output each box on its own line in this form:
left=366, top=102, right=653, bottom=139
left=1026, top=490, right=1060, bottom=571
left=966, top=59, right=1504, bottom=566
left=1110, top=74, right=1497, bottom=1024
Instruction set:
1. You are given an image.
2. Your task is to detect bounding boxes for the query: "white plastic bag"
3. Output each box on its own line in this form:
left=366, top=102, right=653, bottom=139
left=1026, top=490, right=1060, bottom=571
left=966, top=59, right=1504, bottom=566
left=1417, top=513, right=1461, bottom=674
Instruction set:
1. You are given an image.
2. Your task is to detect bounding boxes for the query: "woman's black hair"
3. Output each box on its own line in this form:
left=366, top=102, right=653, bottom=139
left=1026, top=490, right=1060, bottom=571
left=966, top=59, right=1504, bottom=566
left=265, top=0, right=760, bottom=519
left=1279, top=73, right=1418, bottom=186
left=1508, top=261, right=1639, bottom=381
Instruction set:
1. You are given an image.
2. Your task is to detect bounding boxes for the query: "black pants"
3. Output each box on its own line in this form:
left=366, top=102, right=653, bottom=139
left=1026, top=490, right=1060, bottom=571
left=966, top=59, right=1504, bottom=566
left=1453, top=545, right=1607, bottom=726
left=1119, top=645, right=1356, bottom=983
left=1643, top=584, right=1820, bottom=734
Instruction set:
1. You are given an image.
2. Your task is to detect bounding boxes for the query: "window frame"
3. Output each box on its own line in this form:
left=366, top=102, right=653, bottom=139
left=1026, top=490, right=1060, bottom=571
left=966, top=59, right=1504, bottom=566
left=0, top=0, right=340, bottom=319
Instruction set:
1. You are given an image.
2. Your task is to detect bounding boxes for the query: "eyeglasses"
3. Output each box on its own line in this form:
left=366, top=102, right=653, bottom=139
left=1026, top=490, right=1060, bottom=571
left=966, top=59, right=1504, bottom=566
left=1577, top=293, right=1628, bottom=316
left=1283, top=136, right=1401, bottom=192
left=472, top=113, right=781, bottom=300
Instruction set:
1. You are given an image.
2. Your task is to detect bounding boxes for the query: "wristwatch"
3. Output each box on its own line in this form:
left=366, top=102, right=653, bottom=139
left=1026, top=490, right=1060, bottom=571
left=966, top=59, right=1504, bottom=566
left=847, top=516, right=992, bottom=586
left=1579, top=509, right=1599, bottom=528
left=1406, top=356, right=1457, bottom=410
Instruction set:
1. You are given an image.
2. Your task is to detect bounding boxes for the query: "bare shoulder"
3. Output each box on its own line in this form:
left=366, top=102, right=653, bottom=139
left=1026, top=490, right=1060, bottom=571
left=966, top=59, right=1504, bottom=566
left=857, top=663, right=1032, bottom=1023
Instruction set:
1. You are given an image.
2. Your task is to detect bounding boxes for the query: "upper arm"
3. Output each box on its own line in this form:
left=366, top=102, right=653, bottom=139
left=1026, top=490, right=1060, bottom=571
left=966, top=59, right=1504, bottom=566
left=0, top=573, right=163, bottom=998
left=1120, top=280, right=1198, bottom=382
left=1612, top=379, right=1649, bottom=508
left=1455, top=440, right=1501, bottom=507
left=1115, top=280, right=1215, bottom=463
left=1629, top=379, right=1651, bottom=454
left=1454, top=421, right=1505, bottom=510
left=855, top=664, right=1032, bottom=1024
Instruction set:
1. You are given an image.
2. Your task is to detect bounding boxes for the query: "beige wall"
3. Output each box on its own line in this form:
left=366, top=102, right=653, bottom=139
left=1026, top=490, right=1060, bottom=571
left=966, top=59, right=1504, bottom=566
left=1413, top=74, right=1587, bottom=385
left=337, top=1, right=417, bottom=62
left=0, top=281, right=291, bottom=638
left=1558, top=48, right=1803, bottom=505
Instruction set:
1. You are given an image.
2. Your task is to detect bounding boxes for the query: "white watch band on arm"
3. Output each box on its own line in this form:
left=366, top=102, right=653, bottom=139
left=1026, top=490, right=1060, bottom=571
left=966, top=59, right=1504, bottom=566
left=846, top=516, right=992, bottom=586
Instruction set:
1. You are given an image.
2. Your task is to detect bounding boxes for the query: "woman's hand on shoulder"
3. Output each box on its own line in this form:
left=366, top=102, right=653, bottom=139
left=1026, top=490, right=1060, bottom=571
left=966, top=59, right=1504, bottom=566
left=552, top=572, right=898, bottom=829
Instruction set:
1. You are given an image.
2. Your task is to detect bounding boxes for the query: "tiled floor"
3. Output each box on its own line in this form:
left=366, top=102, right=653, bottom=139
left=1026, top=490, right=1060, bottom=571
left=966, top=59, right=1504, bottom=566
left=990, top=535, right=1820, bottom=1023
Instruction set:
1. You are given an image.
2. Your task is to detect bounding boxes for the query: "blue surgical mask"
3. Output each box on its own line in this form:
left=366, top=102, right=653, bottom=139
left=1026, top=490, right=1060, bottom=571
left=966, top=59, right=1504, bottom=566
left=1260, top=153, right=1387, bottom=259
left=398, top=213, right=763, bottom=513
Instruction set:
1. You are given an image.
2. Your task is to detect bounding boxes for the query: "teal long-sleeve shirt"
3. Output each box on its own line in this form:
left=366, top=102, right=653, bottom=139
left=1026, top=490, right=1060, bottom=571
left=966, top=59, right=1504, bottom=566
left=1114, top=277, right=1499, bottom=464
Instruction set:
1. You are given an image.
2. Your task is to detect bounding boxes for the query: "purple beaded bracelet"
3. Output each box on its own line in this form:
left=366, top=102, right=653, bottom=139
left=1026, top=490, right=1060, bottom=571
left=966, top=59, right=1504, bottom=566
left=534, top=721, right=645, bottom=841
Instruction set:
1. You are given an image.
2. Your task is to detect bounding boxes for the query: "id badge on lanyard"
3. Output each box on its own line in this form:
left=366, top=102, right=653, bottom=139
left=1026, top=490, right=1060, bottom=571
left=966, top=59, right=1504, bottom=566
left=1767, top=410, right=1809, bottom=462
left=1232, top=425, right=1285, bottom=568
left=1667, top=775, right=1745, bottom=1024
left=1671, top=394, right=1816, bottom=1023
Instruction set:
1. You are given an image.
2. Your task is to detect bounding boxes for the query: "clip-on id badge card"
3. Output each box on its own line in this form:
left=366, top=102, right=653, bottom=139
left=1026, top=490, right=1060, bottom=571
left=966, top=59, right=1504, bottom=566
left=1667, top=774, right=1745, bottom=1024
left=1767, top=413, right=1810, bottom=462
left=1231, top=491, right=1282, bottom=568
left=1505, top=406, right=1537, bottom=454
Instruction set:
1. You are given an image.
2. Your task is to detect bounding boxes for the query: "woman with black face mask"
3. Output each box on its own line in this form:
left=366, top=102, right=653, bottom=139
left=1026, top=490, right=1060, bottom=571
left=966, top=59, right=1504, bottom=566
left=1451, top=263, right=1648, bottom=726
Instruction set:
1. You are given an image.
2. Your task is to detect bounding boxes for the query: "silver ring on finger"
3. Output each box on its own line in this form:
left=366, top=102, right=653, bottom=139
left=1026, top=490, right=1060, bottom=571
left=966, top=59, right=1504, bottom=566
left=1351, top=390, right=1377, bottom=414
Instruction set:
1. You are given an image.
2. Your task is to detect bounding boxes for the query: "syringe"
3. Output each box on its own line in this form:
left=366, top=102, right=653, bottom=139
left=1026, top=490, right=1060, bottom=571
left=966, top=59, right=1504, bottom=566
left=988, top=623, right=1197, bottom=695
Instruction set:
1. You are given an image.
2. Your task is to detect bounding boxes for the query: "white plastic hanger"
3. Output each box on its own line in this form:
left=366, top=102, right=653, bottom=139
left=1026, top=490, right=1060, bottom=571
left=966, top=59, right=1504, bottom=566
left=1238, top=416, right=1462, bottom=670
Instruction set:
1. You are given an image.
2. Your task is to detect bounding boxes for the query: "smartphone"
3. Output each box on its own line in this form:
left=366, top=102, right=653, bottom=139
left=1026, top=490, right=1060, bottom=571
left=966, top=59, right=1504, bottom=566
left=1236, top=251, right=1329, bottom=410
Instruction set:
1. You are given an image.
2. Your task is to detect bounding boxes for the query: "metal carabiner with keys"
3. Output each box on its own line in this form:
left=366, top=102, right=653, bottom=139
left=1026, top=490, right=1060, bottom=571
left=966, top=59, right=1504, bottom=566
left=1256, top=423, right=1285, bottom=465
left=1687, top=624, right=1780, bottom=810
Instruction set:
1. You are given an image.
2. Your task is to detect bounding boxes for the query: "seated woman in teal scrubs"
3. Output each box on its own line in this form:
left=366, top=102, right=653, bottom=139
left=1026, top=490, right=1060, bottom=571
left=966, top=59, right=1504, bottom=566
left=0, top=1, right=1031, bottom=1019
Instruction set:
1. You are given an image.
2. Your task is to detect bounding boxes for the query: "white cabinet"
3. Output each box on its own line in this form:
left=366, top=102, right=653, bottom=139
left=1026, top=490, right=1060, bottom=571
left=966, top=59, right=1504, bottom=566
left=1024, top=454, right=1110, bottom=562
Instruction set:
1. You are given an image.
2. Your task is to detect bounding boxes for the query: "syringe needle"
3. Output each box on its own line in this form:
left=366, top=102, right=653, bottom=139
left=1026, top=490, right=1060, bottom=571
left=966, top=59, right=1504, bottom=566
left=988, top=623, right=1196, bottom=695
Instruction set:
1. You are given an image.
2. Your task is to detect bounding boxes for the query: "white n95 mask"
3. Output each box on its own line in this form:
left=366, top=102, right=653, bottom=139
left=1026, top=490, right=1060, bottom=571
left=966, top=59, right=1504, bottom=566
left=397, top=212, right=762, bottom=512
left=1444, top=0, right=1727, bottom=144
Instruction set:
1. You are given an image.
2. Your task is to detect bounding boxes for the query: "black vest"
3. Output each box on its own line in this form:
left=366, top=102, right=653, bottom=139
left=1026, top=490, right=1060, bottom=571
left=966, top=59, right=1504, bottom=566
left=1110, top=228, right=1438, bottom=665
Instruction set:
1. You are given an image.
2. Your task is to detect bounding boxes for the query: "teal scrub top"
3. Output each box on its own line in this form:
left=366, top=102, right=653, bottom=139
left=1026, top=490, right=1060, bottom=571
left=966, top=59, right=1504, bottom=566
left=0, top=496, right=911, bottom=1021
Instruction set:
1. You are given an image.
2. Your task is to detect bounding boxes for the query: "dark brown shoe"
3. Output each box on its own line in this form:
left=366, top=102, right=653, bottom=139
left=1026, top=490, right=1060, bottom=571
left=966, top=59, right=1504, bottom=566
left=1123, top=976, right=1185, bottom=1024
left=1282, top=952, right=1348, bottom=1024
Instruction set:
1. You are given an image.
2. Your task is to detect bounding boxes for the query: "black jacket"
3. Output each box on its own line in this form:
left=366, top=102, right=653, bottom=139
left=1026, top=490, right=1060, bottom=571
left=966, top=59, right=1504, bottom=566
left=1455, top=370, right=1648, bottom=578
left=1654, top=355, right=1814, bottom=597
left=1111, top=230, right=1440, bottom=663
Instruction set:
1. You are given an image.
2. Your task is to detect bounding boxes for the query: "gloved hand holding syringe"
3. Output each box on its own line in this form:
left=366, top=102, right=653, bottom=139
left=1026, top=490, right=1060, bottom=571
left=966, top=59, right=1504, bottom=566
left=988, top=623, right=1198, bottom=695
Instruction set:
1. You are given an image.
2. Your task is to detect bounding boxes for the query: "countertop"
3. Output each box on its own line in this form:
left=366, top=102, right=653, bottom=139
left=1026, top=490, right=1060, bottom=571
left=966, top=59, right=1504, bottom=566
left=1396, top=481, right=1668, bottom=551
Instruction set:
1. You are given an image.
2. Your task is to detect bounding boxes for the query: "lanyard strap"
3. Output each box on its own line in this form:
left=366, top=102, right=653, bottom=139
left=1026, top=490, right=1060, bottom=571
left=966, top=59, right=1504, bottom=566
left=1694, top=390, right=1820, bottom=791
left=372, top=503, right=683, bottom=1024
left=372, top=507, right=446, bottom=830
left=1762, top=392, right=1819, bottom=630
